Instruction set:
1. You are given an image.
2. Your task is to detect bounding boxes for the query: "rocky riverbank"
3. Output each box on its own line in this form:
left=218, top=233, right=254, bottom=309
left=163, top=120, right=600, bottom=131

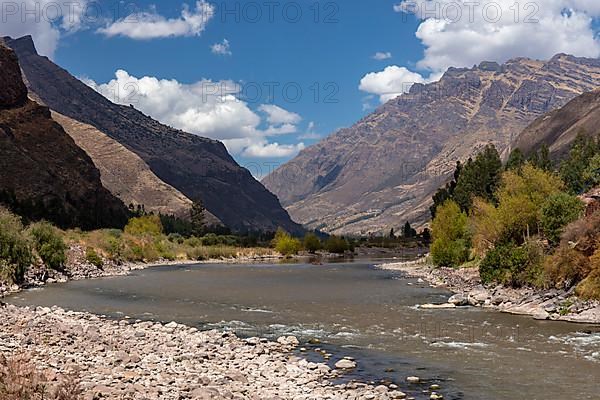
left=378, top=259, right=600, bottom=324
left=0, top=304, right=414, bottom=400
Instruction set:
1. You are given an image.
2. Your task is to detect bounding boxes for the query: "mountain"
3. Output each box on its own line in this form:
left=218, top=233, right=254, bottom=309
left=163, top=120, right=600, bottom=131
left=3, top=35, right=301, bottom=234
left=51, top=111, right=220, bottom=225
left=0, top=44, right=129, bottom=229
left=263, top=56, right=600, bottom=235
left=511, top=88, right=600, bottom=158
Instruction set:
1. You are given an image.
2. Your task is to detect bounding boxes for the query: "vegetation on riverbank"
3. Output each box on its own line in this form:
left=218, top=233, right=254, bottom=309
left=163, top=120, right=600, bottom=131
left=430, top=135, right=600, bottom=299
left=0, top=209, right=279, bottom=287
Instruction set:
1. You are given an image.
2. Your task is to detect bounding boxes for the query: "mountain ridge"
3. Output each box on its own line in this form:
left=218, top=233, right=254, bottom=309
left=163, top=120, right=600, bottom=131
left=263, top=54, right=600, bottom=235
left=3, top=35, right=302, bottom=234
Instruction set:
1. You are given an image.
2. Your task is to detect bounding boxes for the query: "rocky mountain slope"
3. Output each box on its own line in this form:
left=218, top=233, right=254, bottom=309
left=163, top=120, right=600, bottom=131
left=263, top=56, right=600, bottom=235
left=51, top=112, right=220, bottom=225
left=3, top=35, right=301, bottom=234
left=512, top=88, right=600, bottom=158
left=0, top=44, right=129, bottom=229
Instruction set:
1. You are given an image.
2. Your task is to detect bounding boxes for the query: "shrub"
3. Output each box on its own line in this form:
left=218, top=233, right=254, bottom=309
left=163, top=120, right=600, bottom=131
left=540, top=193, right=584, bottom=244
left=431, top=200, right=470, bottom=267
left=479, top=242, right=529, bottom=286
left=85, top=247, right=103, bottom=269
left=167, top=233, right=184, bottom=244
left=273, top=229, right=301, bottom=256
left=124, top=215, right=163, bottom=237
left=0, top=208, right=32, bottom=283
left=27, top=221, right=67, bottom=271
left=560, top=211, right=600, bottom=257
left=576, top=269, right=600, bottom=300
left=303, top=233, right=321, bottom=253
left=544, top=244, right=591, bottom=290
left=325, top=236, right=350, bottom=254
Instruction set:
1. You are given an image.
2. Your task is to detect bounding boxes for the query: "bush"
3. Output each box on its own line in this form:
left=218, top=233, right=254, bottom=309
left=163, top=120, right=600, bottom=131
left=576, top=269, right=600, bottom=300
left=479, top=242, right=529, bottom=286
left=124, top=215, right=163, bottom=237
left=0, top=209, right=32, bottom=283
left=431, top=200, right=470, bottom=267
left=544, top=244, right=591, bottom=290
left=325, top=236, right=350, bottom=254
left=27, top=221, right=67, bottom=271
left=273, top=229, right=301, bottom=256
left=540, top=193, right=584, bottom=244
left=85, top=247, right=103, bottom=268
left=560, top=211, right=600, bottom=257
left=303, top=233, right=321, bottom=253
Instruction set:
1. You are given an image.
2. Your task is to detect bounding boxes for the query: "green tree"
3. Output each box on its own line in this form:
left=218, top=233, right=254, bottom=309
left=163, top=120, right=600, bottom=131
left=190, top=200, right=206, bottom=237
left=453, top=144, right=502, bottom=212
left=505, top=148, right=526, bottom=171
left=303, top=232, right=321, bottom=253
left=325, top=235, right=350, bottom=254
left=389, top=228, right=395, bottom=239
left=430, top=161, right=462, bottom=217
left=273, top=228, right=301, bottom=256
left=124, top=215, right=163, bottom=236
left=27, top=221, right=67, bottom=271
left=430, top=200, right=470, bottom=267
left=540, top=193, right=585, bottom=244
left=0, top=208, right=32, bottom=283
left=582, top=154, right=600, bottom=189
left=560, top=134, right=599, bottom=194
left=402, top=221, right=416, bottom=238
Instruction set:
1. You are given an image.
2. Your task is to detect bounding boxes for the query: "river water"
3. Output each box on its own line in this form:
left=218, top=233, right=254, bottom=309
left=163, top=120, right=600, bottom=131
left=8, top=260, right=600, bottom=399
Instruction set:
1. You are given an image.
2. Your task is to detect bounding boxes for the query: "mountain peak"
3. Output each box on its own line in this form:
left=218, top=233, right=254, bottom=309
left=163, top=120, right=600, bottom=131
left=2, top=35, right=38, bottom=56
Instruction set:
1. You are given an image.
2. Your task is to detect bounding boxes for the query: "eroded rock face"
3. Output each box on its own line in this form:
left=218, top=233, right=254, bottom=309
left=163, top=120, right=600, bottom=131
left=0, top=45, right=27, bottom=108
left=0, top=43, right=129, bottom=229
left=263, top=55, right=600, bottom=235
left=512, top=88, right=600, bottom=159
left=3, top=35, right=302, bottom=234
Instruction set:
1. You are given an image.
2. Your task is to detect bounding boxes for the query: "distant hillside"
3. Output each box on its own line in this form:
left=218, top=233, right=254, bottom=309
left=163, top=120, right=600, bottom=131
left=264, top=56, right=600, bottom=235
left=0, top=44, right=129, bottom=229
left=3, top=35, right=302, bottom=234
left=51, top=112, right=221, bottom=226
left=511, top=89, right=600, bottom=158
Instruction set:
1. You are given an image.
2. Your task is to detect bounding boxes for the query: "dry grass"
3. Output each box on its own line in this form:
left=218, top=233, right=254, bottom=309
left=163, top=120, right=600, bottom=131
left=0, top=354, right=82, bottom=400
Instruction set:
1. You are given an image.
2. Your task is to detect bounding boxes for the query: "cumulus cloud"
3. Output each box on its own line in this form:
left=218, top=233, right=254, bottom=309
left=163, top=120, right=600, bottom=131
left=0, top=0, right=89, bottom=57
left=98, top=0, right=214, bottom=39
left=394, top=0, right=600, bottom=72
left=359, top=65, right=426, bottom=103
left=243, top=142, right=306, bottom=158
left=85, top=69, right=304, bottom=158
left=372, top=51, right=393, bottom=60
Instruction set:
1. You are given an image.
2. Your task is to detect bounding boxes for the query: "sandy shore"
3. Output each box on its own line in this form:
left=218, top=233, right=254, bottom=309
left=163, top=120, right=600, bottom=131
left=377, top=258, right=600, bottom=324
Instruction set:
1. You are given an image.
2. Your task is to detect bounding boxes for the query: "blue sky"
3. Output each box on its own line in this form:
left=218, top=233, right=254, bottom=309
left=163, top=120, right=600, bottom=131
left=4, top=0, right=600, bottom=176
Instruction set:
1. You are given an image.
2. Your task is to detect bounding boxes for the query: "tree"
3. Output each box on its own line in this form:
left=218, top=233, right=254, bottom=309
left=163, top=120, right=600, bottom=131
left=389, top=228, right=395, bottom=239
left=453, top=144, right=502, bottom=212
left=273, top=228, right=301, bottom=256
left=27, top=221, right=67, bottom=271
left=560, top=134, right=599, bottom=194
left=430, top=200, right=471, bottom=267
left=505, top=148, right=526, bottom=171
left=124, top=215, right=163, bottom=236
left=582, top=154, right=600, bottom=189
left=402, top=222, right=416, bottom=238
left=430, top=161, right=462, bottom=217
left=325, top=235, right=350, bottom=254
left=0, top=208, right=32, bottom=283
left=303, top=232, right=321, bottom=253
left=540, top=193, right=585, bottom=245
left=190, top=200, right=206, bottom=237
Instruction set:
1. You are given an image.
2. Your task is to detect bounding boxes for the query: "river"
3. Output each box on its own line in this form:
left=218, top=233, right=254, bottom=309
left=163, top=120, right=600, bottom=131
left=8, top=260, right=600, bottom=399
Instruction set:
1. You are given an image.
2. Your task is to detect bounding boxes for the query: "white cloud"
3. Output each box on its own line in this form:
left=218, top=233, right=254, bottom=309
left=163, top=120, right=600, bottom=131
left=211, top=39, right=232, bottom=55
left=0, top=0, right=89, bottom=57
left=85, top=69, right=305, bottom=159
left=359, top=65, right=426, bottom=103
left=372, top=51, right=392, bottom=60
left=258, top=104, right=302, bottom=125
left=98, top=0, right=214, bottom=39
left=243, top=142, right=306, bottom=158
left=394, top=0, right=600, bottom=73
